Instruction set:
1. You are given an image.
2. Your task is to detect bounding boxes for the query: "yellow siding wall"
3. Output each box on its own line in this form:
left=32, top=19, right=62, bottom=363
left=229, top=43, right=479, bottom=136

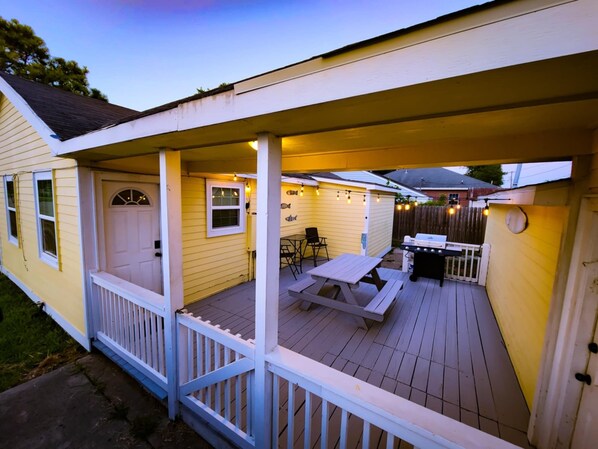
left=180, top=178, right=393, bottom=304
left=181, top=176, right=250, bottom=304
left=367, top=194, right=394, bottom=257
left=280, top=183, right=315, bottom=237
left=485, top=204, right=567, bottom=407
left=312, top=182, right=366, bottom=258
left=0, top=95, right=84, bottom=334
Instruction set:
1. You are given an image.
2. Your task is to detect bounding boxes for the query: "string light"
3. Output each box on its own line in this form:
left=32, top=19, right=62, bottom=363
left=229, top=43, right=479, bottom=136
left=397, top=203, right=402, bottom=211
left=336, top=191, right=340, bottom=200
left=316, top=186, right=320, bottom=196
left=363, top=195, right=366, bottom=206
left=483, top=199, right=490, bottom=216
left=300, top=183, right=304, bottom=196
left=405, top=203, right=411, bottom=211
left=233, top=173, right=237, bottom=181
left=347, top=190, right=351, bottom=204
left=245, top=182, right=251, bottom=194
left=456, top=203, right=461, bottom=210
left=449, top=205, right=455, bottom=215
left=376, top=194, right=380, bottom=203
left=414, top=200, right=418, bottom=206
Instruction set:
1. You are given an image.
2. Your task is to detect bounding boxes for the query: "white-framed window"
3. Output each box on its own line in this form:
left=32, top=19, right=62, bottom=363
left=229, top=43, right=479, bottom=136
left=206, top=179, right=246, bottom=238
left=4, top=175, right=18, bottom=245
left=33, top=171, right=58, bottom=267
left=448, top=193, right=460, bottom=202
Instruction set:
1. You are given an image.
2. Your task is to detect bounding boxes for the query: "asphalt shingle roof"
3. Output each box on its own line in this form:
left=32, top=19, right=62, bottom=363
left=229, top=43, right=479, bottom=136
left=383, top=168, right=499, bottom=189
left=0, top=72, right=138, bottom=141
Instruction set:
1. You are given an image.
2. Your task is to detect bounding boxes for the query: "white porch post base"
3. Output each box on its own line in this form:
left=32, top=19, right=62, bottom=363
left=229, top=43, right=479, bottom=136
left=253, top=133, right=282, bottom=449
left=159, top=150, right=184, bottom=419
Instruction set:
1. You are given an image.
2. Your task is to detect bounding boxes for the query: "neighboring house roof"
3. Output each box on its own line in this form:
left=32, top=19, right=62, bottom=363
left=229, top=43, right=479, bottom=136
left=382, top=168, right=499, bottom=190
left=0, top=71, right=138, bottom=141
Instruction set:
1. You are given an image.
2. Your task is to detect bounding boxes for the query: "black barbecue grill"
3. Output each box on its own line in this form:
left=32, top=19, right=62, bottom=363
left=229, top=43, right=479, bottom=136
left=400, top=233, right=461, bottom=287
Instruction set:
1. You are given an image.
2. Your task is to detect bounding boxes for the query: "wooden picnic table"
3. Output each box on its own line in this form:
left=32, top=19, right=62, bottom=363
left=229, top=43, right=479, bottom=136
left=288, top=253, right=403, bottom=329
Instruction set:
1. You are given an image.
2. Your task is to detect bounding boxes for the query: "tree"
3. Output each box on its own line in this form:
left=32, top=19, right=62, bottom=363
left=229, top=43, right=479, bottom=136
left=0, top=17, right=107, bottom=101
left=465, top=164, right=505, bottom=186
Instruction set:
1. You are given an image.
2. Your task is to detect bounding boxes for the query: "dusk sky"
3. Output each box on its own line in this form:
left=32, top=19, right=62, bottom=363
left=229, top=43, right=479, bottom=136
left=2, top=0, right=483, bottom=111
left=1, top=0, right=572, bottom=185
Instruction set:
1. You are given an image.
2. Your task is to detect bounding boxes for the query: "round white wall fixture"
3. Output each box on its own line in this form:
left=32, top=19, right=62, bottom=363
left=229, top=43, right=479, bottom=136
left=506, top=206, right=528, bottom=234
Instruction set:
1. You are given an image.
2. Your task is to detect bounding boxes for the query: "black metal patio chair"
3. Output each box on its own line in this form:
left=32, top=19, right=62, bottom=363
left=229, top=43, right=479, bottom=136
left=305, top=227, right=329, bottom=267
left=280, top=243, right=300, bottom=279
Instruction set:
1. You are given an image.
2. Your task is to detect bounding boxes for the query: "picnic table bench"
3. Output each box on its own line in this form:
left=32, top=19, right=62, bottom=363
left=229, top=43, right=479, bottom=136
left=288, top=254, right=403, bottom=328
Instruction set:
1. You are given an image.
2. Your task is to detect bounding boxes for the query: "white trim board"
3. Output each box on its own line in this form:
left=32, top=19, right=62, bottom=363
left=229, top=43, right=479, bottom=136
left=0, top=266, right=90, bottom=350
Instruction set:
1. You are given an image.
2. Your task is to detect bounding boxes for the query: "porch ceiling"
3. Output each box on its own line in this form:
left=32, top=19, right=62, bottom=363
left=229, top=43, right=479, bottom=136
left=78, top=52, right=598, bottom=173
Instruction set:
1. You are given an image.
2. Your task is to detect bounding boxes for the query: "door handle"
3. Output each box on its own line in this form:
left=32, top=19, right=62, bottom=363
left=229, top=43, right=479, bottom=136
left=155, top=252, right=162, bottom=257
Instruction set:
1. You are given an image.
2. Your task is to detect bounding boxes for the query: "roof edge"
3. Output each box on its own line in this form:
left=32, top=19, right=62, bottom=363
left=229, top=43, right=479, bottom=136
left=0, top=76, right=62, bottom=156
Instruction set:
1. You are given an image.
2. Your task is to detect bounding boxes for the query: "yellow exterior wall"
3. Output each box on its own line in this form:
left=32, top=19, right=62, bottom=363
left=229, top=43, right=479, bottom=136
left=173, top=177, right=393, bottom=305
left=311, top=182, right=366, bottom=258
left=181, top=176, right=250, bottom=304
left=367, top=194, right=394, bottom=257
left=280, top=182, right=315, bottom=237
left=485, top=204, right=567, bottom=407
left=0, top=94, right=84, bottom=336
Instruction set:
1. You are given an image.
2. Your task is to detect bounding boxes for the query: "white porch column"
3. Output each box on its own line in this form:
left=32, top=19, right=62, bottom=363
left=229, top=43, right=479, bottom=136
left=253, top=132, right=282, bottom=449
left=159, top=149, right=184, bottom=419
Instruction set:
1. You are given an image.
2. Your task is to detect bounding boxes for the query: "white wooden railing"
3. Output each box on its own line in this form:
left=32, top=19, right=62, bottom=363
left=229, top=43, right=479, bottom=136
left=90, top=273, right=521, bottom=449
left=267, top=347, right=520, bottom=449
left=401, top=236, right=490, bottom=285
left=177, top=312, right=256, bottom=449
left=90, top=271, right=167, bottom=388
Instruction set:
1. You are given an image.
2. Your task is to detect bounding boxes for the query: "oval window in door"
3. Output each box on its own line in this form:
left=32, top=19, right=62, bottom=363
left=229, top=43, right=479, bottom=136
left=110, top=188, right=151, bottom=206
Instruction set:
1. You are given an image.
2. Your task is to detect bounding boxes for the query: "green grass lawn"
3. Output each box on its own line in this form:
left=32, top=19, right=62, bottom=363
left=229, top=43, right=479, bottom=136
left=0, top=274, right=84, bottom=392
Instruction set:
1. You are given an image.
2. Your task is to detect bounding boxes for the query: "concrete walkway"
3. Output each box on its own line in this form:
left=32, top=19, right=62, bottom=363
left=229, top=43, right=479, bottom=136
left=0, top=352, right=213, bottom=449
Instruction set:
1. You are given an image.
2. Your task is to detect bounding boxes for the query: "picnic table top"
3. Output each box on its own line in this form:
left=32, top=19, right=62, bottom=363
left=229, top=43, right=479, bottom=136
left=307, top=253, right=382, bottom=285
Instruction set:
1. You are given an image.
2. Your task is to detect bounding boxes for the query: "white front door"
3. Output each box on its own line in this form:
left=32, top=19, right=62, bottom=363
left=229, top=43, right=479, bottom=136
left=103, top=181, right=162, bottom=294
left=571, top=262, right=598, bottom=449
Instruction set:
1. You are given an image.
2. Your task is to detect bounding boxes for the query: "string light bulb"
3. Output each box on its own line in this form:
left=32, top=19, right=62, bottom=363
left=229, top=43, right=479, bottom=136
left=300, top=183, right=304, bottom=197
left=363, top=195, right=366, bottom=206
left=376, top=194, right=380, bottom=203
left=245, top=182, right=251, bottom=194
left=233, top=173, right=237, bottom=181
left=336, top=191, right=340, bottom=201
left=456, top=203, right=461, bottom=210
left=483, top=199, right=490, bottom=216
left=449, top=205, right=455, bottom=215
left=414, top=200, right=418, bottom=206
left=405, top=203, right=411, bottom=211
left=316, top=186, right=320, bottom=196
left=347, top=190, right=351, bottom=204
left=397, top=203, right=403, bottom=211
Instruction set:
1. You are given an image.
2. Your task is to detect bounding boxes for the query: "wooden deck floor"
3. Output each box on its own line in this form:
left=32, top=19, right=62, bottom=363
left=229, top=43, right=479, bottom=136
left=186, top=264, right=533, bottom=448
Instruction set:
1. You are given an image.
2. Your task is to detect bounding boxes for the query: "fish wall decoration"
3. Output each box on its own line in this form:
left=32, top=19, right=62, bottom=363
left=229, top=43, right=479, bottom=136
left=285, top=215, right=298, bottom=222
left=281, top=203, right=291, bottom=209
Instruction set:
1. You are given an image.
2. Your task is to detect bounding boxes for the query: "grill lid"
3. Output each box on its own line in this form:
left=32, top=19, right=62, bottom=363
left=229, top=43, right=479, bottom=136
left=412, top=233, right=447, bottom=248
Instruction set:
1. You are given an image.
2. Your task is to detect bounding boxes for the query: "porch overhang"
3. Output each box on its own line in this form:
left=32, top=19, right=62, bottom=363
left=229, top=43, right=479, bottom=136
left=53, top=0, right=597, bottom=173
left=66, top=51, right=598, bottom=172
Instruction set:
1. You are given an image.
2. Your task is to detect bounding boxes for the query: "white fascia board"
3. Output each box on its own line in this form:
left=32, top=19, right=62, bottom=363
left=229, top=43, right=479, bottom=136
left=311, top=176, right=396, bottom=193
left=422, top=187, right=472, bottom=191
left=281, top=176, right=318, bottom=186
left=56, top=0, right=598, bottom=156
left=0, top=77, right=62, bottom=156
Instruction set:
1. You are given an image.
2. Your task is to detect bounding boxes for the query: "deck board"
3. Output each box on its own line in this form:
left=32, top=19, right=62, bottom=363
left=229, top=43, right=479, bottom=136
left=185, top=263, right=531, bottom=448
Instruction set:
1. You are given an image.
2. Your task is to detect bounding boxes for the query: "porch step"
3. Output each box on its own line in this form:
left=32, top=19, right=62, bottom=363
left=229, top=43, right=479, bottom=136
left=92, top=340, right=168, bottom=401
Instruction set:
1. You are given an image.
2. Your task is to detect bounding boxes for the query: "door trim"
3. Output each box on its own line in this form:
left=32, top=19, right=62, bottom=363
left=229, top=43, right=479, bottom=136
left=530, top=196, right=598, bottom=448
left=93, top=171, right=160, bottom=275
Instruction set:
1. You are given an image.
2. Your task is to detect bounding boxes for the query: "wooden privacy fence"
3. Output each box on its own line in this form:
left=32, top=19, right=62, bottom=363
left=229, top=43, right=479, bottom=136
left=393, top=206, right=487, bottom=245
